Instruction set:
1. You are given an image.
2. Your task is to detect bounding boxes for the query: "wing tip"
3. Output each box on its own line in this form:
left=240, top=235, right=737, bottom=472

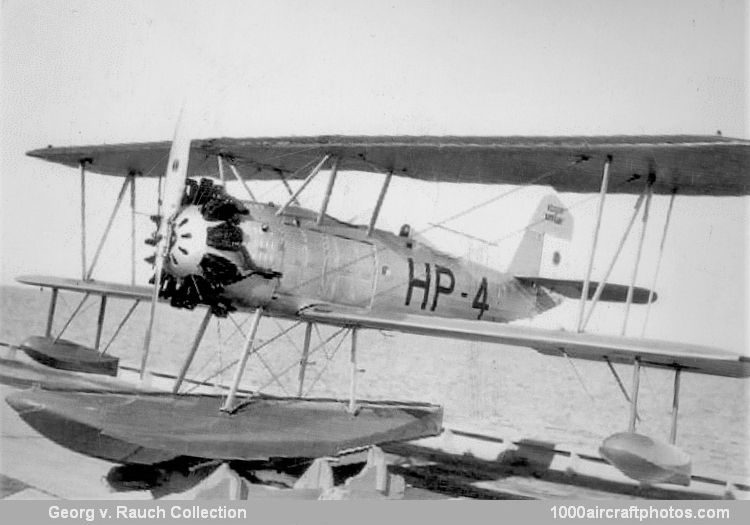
left=26, top=147, right=51, bottom=159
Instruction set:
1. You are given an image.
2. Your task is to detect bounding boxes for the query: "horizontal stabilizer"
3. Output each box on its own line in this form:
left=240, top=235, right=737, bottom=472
left=515, top=277, right=656, bottom=304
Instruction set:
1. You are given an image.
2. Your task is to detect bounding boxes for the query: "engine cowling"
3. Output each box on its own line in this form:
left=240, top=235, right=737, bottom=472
left=146, top=178, right=252, bottom=317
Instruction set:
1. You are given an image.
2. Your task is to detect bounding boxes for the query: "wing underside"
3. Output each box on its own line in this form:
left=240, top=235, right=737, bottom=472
left=27, top=135, right=750, bottom=196
left=299, top=305, right=750, bottom=378
left=17, top=275, right=749, bottom=378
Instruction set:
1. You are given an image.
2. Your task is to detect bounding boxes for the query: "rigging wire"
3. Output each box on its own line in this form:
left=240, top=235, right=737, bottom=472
left=184, top=318, right=306, bottom=394
left=302, top=328, right=350, bottom=397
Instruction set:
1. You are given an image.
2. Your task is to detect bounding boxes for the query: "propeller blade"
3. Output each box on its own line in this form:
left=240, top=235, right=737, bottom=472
left=140, top=107, right=192, bottom=379
left=161, top=106, right=193, bottom=220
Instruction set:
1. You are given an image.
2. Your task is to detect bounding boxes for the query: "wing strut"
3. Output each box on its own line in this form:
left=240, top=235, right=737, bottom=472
left=217, top=154, right=226, bottom=184
left=316, top=157, right=339, bottom=225
left=100, top=300, right=140, bottom=356
left=621, top=179, right=654, bottom=335
left=367, top=170, right=393, bottom=236
left=604, top=358, right=640, bottom=422
left=276, top=155, right=330, bottom=216
left=53, top=292, right=90, bottom=344
left=79, top=160, right=88, bottom=280
left=93, top=296, right=107, bottom=351
left=130, top=173, right=137, bottom=285
left=642, top=189, right=677, bottom=336
left=576, top=156, right=611, bottom=332
left=628, top=358, right=641, bottom=433
left=226, top=159, right=257, bottom=202
left=580, top=186, right=647, bottom=331
left=670, top=368, right=681, bottom=444
left=86, top=174, right=134, bottom=280
left=45, top=289, right=58, bottom=338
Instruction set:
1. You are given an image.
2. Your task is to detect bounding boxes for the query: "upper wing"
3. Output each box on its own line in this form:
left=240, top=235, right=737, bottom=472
left=28, top=135, right=750, bottom=196
left=299, top=305, right=750, bottom=378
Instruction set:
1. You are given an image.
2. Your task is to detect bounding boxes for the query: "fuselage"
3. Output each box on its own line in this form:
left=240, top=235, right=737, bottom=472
left=163, top=197, right=561, bottom=324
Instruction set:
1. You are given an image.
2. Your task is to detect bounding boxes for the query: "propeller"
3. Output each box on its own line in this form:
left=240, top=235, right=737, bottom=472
left=140, top=107, right=192, bottom=379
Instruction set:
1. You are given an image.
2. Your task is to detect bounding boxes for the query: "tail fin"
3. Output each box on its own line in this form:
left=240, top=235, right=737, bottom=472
left=508, top=194, right=573, bottom=277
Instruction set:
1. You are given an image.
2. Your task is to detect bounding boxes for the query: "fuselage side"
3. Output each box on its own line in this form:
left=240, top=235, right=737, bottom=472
left=208, top=201, right=561, bottom=323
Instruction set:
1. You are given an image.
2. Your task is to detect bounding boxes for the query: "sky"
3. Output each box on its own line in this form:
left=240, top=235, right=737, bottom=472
left=0, top=0, right=748, bottom=351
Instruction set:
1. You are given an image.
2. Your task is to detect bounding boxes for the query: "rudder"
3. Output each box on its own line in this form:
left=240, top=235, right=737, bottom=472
left=508, top=194, right=573, bottom=277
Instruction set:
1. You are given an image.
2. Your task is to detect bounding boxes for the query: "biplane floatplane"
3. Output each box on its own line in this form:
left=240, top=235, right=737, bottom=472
left=2, top=122, right=749, bottom=489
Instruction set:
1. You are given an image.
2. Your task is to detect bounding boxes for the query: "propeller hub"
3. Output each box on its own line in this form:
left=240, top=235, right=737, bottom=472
left=165, top=205, right=209, bottom=277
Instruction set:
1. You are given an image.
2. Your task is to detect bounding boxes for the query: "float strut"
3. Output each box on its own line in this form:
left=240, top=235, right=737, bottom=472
left=297, top=322, right=313, bottom=396
left=173, top=309, right=212, bottom=394
left=316, top=158, right=339, bottom=225
left=54, top=293, right=90, bottom=344
left=101, top=300, right=140, bottom=356
left=93, top=296, right=107, bottom=351
left=577, top=156, right=611, bottom=332
left=45, top=289, right=59, bottom=338
left=348, top=328, right=359, bottom=414
left=221, top=307, right=264, bottom=412
left=670, top=368, right=681, bottom=444
left=628, top=358, right=641, bottom=433
left=367, top=171, right=393, bottom=236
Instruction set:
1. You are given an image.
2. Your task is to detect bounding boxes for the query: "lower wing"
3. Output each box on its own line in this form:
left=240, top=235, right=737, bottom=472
left=18, top=275, right=748, bottom=378
left=299, top=305, right=749, bottom=378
